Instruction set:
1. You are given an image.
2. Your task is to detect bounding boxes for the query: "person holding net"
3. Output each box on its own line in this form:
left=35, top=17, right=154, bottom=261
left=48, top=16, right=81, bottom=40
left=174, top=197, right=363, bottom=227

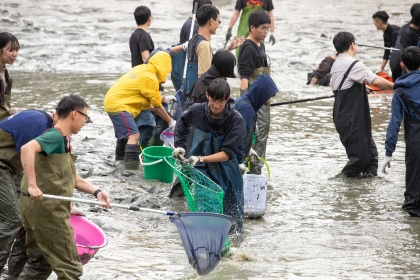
left=172, top=78, right=246, bottom=235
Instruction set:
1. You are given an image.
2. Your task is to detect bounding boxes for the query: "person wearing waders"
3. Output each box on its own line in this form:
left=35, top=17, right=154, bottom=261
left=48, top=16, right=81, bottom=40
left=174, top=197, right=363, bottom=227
left=171, top=0, right=213, bottom=92
left=172, top=79, right=246, bottom=235
left=226, top=0, right=276, bottom=57
left=0, top=32, right=19, bottom=122
left=235, top=74, right=278, bottom=174
left=330, top=31, right=393, bottom=178
left=371, top=11, right=400, bottom=75
left=381, top=47, right=420, bottom=217
left=104, top=51, right=177, bottom=170
left=390, top=4, right=420, bottom=81
left=237, top=10, right=273, bottom=175
left=184, top=4, right=244, bottom=93
left=18, top=94, right=111, bottom=279
left=0, top=110, right=58, bottom=279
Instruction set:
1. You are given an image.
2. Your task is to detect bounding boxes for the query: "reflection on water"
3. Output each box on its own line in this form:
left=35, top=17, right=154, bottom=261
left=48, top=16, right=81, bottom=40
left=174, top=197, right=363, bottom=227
left=3, top=0, right=420, bottom=278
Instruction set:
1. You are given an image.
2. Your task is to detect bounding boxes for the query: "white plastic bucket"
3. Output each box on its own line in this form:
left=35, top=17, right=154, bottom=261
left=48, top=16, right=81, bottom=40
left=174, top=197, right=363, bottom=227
left=243, top=174, right=268, bottom=217
left=160, top=128, right=174, bottom=147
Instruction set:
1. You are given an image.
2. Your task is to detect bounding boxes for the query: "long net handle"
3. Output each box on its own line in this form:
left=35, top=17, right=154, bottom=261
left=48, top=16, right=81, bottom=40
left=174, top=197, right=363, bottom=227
left=182, top=2, right=198, bottom=80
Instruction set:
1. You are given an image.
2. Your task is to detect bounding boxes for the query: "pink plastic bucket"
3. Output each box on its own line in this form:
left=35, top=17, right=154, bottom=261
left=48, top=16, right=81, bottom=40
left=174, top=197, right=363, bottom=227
left=70, top=214, right=107, bottom=265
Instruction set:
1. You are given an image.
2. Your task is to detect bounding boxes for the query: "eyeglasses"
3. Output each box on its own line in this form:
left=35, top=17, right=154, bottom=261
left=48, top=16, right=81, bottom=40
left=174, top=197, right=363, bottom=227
left=75, top=109, right=91, bottom=123
left=218, top=20, right=221, bottom=24
left=208, top=97, right=227, bottom=105
left=258, top=26, right=271, bottom=33
left=354, top=42, right=358, bottom=46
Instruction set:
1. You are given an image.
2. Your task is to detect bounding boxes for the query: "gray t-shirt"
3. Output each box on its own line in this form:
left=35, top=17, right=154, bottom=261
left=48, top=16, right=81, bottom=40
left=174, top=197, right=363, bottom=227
left=330, top=54, right=377, bottom=90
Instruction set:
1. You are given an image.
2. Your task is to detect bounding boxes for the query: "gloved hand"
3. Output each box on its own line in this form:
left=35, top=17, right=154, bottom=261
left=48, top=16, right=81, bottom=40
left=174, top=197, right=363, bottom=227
left=226, top=28, right=232, bottom=44
left=269, top=33, right=276, bottom=45
left=172, top=147, right=185, bottom=159
left=239, top=163, right=246, bottom=175
left=240, top=88, right=248, bottom=95
left=380, top=156, right=392, bottom=174
left=182, top=41, right=189, bottom=52
left=187, top=156, right=199, bottom=166
left=168, top=119, right=177, bottom=130
left=163, top=95, right=177, bottom=103
left=248, top=147, right=259, bottom=162
left=375, top=68, right=384, bottom=74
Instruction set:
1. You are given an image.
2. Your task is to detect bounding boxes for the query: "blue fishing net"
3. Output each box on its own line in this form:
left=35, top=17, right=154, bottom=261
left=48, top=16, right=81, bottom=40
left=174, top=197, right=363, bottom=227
left=169, top=212, right=233, bottom=275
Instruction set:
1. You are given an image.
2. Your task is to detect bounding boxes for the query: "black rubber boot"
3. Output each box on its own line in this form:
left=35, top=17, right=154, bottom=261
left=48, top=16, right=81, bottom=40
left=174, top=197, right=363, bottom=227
left=115, top=138, right=128, bottom=160
left=124, top=144, right=140, bottom=170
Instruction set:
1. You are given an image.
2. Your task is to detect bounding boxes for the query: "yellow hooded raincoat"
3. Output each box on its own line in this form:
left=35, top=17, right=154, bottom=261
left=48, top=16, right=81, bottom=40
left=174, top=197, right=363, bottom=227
left=104, top=51, right=172, bottom=118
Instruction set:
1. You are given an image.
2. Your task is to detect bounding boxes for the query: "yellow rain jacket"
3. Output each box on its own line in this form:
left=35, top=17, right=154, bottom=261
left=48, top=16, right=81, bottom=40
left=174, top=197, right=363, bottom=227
left=104, top=51, right=171, bottom=118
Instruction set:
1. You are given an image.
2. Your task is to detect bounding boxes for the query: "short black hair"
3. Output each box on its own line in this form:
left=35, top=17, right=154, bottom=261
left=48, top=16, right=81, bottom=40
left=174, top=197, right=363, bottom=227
left=333, top=31, right=355, bottom=54
left=401, top=46, right=420, bottom=71
left=192, top=0, right=212, bottom=13
left=0, top=32, right=19, bottom=51
left=207, top=78, right=230, bottom=100
left=372, top=11, right=389, bottom=23
left=56, top=94, right=89, bottom=119
left=412, top=6, right=420, bottom=26
left=411, top=3, right=420, bottom=17
left=134, top=5, right=151, bottom=25
left=196, top=4, right=219, bottom=27
left=248, top=10, right=271, bottom=30
left=212, top=49, right=236, bottom=78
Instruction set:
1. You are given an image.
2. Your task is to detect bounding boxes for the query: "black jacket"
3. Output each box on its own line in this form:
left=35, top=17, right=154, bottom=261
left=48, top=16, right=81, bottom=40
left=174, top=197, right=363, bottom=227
left=175, top=99, right=246, bottom=160
left=183, top=65, right=222, bottom=110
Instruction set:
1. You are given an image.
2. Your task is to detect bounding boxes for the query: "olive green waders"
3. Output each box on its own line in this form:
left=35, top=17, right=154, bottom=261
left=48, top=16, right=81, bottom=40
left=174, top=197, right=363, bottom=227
left=248, top=67, right=271, bottom=175
left=0, top=129, right=27, bottom=277
left=18, top=153, right=82, bottom=280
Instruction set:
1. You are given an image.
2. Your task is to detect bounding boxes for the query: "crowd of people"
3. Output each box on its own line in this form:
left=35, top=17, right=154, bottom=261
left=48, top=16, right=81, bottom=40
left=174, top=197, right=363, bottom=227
left=2, top=1, right=420, bottom=279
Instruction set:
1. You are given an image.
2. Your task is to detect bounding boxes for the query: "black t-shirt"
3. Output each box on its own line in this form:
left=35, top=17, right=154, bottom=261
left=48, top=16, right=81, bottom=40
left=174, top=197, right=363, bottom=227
left=235, top=0, right=274, bottom=11
left=179, top=17, right=199, bottom=44
left=129, top=28, right=155, bottom=67
left=383, top=24, right=400, bottom=60
left=238, top=39, right=268, bottom=79
left=400, top=25, right=420, bottom=49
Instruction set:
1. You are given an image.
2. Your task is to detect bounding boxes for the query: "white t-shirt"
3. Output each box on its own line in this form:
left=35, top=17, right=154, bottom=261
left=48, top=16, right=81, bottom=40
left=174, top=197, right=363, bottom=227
left=330, top=54, right=377, bottom=90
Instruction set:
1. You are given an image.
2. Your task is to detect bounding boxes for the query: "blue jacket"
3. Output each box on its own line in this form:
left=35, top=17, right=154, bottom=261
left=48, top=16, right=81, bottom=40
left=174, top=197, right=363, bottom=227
left=385, top=70, right=420, bottom=156
left=234, top=75, right=278, bottom=163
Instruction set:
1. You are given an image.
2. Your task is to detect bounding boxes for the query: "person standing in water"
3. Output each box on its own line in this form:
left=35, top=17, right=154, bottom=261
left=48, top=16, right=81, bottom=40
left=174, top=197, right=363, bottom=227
left=330, top=31, right=393, bottom=178
left=0, top=32, right=19, bottom=121
left=381, top=47, right=420, bottom=217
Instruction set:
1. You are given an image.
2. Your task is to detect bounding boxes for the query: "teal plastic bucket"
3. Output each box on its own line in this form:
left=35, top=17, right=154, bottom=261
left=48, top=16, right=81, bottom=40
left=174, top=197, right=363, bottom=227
left=141, top=146, right=174, bottom=183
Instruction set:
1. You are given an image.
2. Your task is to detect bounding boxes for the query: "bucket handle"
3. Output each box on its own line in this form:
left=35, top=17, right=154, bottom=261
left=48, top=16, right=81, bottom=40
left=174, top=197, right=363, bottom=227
left=246, top=157, right=271, bottom=179
left=139, top=153, right=163, bottom=166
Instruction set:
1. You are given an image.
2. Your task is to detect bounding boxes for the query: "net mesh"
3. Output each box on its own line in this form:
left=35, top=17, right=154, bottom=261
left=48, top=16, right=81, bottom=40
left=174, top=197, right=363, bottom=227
left=164, top=156, right=231, bottom=254
left=164, top=156, right=224, bottom=213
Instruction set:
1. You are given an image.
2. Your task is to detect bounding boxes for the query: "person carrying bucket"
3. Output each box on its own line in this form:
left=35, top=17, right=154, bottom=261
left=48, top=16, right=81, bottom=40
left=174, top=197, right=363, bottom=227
left=234, top=74, right=278, bottom=174
left=104, top=51, right=177, bottom=170
left=225, top=0, right=276, bottom=57
left=237, top=10, right=273, bottom=175
left=19, top=94, right=111, bottom=279
left=172, top=78, right=246, bottom=235
left=0, top=110, right=58, bottom=279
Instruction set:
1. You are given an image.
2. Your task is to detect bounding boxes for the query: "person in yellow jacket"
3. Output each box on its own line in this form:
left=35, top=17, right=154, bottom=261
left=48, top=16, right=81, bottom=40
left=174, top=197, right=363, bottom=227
left=104, top=51, right=176, bottom=170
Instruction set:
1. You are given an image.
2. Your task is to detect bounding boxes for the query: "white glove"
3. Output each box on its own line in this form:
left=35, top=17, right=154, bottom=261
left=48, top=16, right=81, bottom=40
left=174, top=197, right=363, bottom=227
left=375, top=68, right=384, bottom=74
left=168, top=119, right=177, bottom=131
left=187, top=156, right=199, bottom=166
left=163, top=95, right=177, bottom=104
left=172, top=147, right=185, bottom=159
left=248, top=148, right=259, bottom=161
left=182, top=41, right=189, bottom=51
left=239, top=163, right=246, bottom=175
left=380, top=156, right=392, bottom=174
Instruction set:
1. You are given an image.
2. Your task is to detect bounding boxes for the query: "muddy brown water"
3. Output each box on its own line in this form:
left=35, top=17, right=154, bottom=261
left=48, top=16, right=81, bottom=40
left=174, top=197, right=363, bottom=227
left=2, top=0, right=420, bottom=279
